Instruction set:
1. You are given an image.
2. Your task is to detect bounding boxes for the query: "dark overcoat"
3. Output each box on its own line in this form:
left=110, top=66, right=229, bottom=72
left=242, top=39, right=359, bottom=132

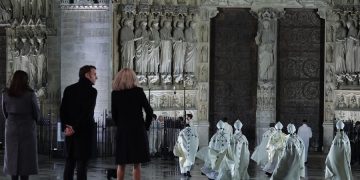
left=1, top=89, right=40, bottom=175
left=60, top=78, right=97, bottom=160
left=112, top=87, right=153, bottom=164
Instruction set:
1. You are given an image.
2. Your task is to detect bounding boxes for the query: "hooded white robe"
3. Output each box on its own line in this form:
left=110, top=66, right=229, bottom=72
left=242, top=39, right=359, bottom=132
left=173, top=125, right=199, bottom=174
left=263, top=130, right=286, bottom=174
left=251, top=127, right=276, bottom=168
left=271, top=134, right=305, bottom=180
left=325, top=131, right=352, bottom=180
left=199, top=120, right=231, bottom=179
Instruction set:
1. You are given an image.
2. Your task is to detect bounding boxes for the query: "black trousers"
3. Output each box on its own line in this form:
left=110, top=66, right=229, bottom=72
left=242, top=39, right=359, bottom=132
left=63, top=158, right=89, bottom=180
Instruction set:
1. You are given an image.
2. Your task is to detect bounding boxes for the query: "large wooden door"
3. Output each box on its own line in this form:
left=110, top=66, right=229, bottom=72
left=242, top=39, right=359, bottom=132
left=210, top=8, right=258, bottom=145
left=277, top=9, right=324, bottom=150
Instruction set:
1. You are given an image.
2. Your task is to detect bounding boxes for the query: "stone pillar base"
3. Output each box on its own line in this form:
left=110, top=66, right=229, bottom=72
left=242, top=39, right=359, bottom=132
left=323, top=122, right=334, bottom=153
left=195, top=121, right=209, bottom=148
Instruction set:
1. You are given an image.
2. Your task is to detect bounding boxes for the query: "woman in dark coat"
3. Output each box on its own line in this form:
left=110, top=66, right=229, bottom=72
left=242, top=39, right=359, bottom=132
left=112, top=68, right=153, bottom=180
left=1, top=70, right=40, bottom=180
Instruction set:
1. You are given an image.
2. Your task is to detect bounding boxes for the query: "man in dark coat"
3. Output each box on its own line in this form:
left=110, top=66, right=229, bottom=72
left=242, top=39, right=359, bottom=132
left=60, top=65, right=98, bottom=180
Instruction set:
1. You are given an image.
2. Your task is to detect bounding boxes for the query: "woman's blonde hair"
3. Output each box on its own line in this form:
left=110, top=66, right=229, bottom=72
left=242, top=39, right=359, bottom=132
left=113, top=68, right=138, bottom=90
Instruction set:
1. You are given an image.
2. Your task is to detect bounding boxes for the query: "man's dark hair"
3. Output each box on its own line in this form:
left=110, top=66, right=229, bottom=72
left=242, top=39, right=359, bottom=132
left=152, top=114, right=157, bottom=119
left=303, top=119, right=308, bottom=123
left=187, top=114, right=193, bottom=119
left=269, top=122, right=275, bottom=127
left=79, top=65, right=96, bottom=79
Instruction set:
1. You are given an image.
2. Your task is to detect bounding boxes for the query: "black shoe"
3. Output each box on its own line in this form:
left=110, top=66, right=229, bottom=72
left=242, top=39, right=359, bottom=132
left=265, top=172, right=272, bottom=177
left=182, top=173, right=187, bottom=176
left=186, top=171, right=192, bottom=177
left=201, top=172, right=206, bottom=176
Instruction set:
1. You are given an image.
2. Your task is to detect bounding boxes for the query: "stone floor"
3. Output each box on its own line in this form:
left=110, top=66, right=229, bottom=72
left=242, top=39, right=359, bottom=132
left=0, top=151, right=360, bottom=180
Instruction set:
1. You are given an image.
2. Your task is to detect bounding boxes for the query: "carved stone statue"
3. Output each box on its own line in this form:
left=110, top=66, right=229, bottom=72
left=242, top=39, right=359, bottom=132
left=327, top=25, right=333, bottom=42
left=120, top=19, right=136, bottom=70
left=255, top=20, right=275, bottom=81
left=135, top=21, right=150, bottom=75
left=159, top=20, right=173, bottom=83
left=334, top=21, right=347, bottom=74
left=325, top=85, right=333, bottom=102
left=148, top=21, right=161, bottom=84
left=345, top=20, right=357, bottom=73
left=0, top=7, right=11, bottom=23
left=173, top=21, right=186, bottom=82
left=201, top=24, right=208, bottom=42
left=201, top=46, right=208, bottom=62
left=356, top=28, right=360, bottom=72
left=338, top=94, right=347, bottom=109
left=326, top=45, right=333, bottom=63
left=36, top=36, right=47, bottom=89
left=148, top=21, right=160, bottom=75
left=184, top=21, right=197, bottom=74
left=350, top=95, right=358, bottom=109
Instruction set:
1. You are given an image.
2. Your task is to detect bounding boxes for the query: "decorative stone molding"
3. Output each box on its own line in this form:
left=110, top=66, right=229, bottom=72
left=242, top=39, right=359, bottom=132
left=60, top=0, right=110, bottom=10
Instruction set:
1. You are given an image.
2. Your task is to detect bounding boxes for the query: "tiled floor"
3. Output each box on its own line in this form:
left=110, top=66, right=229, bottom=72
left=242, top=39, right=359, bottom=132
left=0, top=151, right=360, bottom=179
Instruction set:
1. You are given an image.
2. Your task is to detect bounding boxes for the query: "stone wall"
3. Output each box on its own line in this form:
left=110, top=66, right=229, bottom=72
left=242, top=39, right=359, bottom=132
left=60, top=9, right=111, bottom=119
left=0, top=28, right=6, bottom=143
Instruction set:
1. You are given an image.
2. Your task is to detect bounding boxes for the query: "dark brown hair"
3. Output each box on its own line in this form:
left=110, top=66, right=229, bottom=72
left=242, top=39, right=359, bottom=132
left=8, top=70, right=32, bottom=97
left=79, top=65, right=96, bottom=79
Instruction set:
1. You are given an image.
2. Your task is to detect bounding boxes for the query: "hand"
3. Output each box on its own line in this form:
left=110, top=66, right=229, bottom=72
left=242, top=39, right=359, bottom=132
left=64, top=125, right=75, bottom=136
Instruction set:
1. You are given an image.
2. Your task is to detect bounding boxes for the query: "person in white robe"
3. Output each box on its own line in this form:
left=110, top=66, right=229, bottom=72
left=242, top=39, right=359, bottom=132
left=271, top=124, right=305, bottom=180
left=325, top=120, right=353, bottom=180
left=199, top=120, right=232, bottom=180
left=263, top=122, right=286, bottom=176
left=223, top=118, right=234, bottom=136
left=173, top=114, right=199, bottom=177
left=251, top=123, right=276, bottom=168
left=229, top=120, right=250, bottom=180
left=297, top=119, right=312, bottom=163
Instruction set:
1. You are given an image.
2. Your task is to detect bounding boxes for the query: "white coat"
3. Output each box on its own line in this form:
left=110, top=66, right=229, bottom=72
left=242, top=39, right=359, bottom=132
left=297, top=124, right=312, bottom=161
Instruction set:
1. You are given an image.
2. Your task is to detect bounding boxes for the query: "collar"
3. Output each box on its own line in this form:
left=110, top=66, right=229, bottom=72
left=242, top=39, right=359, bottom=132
left=79, top=77, right=93, bottom=86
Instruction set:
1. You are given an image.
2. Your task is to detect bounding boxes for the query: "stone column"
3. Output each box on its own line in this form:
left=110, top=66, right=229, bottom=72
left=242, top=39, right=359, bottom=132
left=195, top=6, right=218, bottom=147
left=253, top=8, right=282, bottom=144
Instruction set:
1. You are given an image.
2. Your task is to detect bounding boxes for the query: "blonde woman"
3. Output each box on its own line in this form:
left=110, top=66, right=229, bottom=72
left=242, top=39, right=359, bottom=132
left=112, top=68, right=153, bottom=180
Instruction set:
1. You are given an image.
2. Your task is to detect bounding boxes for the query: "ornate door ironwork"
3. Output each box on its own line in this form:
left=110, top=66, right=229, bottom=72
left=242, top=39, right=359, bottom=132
left=210, top=8, right=258, bottom=145
left=277, top=9, right=324, bottom=150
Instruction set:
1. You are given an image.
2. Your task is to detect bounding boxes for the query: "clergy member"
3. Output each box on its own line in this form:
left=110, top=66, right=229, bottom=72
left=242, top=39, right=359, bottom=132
left=271, top=123, right=305, bottom=180
left=325, top=120, right=353, bottom=180
left=297, top=119, right=312, bottom=163
left=251, top=123, right=276, bottom=168
left=173, top=114, right=199, bottom=177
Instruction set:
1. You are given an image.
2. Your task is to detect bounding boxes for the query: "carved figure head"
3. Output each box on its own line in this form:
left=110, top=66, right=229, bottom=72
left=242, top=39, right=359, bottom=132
left=262, top=20, right=270, bottom=30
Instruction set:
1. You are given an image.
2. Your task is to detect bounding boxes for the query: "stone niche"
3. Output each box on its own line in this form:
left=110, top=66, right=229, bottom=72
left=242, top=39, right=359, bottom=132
left=112, top=0, right=209, bottom=146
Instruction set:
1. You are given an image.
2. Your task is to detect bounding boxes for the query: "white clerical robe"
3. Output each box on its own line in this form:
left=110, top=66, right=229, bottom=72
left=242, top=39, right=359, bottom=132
left=173, top=126, right=199, bottom=173
left=230, top=131, right=250, bottom=180
left=271, top=134, right=305, bottom=180
left=251, top=127, right=276, bottom=168
left=325, top=131, right=353, bottom=180
left=297, top=124, right=312, bottom=161
left=263, top=130, right=286, bottom=174
left=199, top=121, right=231, bottom=179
